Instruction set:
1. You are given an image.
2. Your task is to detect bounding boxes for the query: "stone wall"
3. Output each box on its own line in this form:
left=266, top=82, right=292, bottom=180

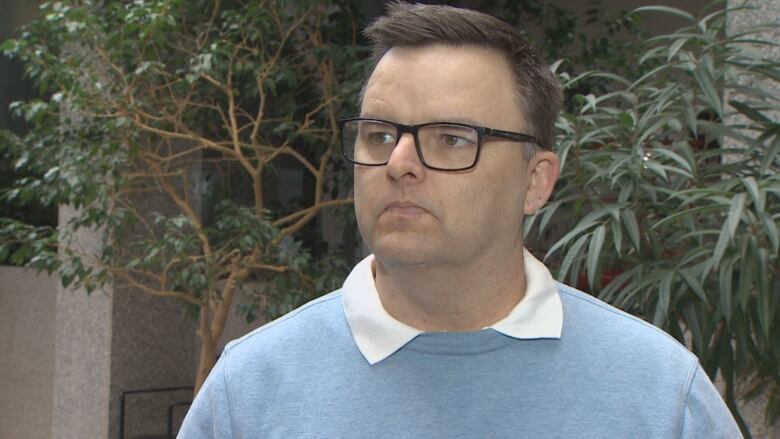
left=0, top=266, right=56, bottom=439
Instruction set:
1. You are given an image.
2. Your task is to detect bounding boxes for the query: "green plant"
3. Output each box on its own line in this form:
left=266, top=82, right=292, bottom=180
left=528, top=6, right=779, bottom=436
left=0, top=0, right=366, bottom=392
left=473, top=0, right=647, bottom=99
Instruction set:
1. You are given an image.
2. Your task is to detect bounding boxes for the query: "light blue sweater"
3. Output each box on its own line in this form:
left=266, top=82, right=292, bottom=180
left=179, top=284, right=741, bottom=438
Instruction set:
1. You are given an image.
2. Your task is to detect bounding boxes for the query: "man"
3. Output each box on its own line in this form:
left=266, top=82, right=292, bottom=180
left=180, top=3, right=741, bottom=438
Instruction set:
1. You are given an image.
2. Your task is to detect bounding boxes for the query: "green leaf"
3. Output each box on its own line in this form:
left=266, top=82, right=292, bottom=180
left=587, top=225, right=606, bottom=289
left=637, top=114, right=674, bottom=146
left=682, top=93, right=698, bottom=138
left=726, top=193, right=746, bottom=240
left=653, top=270, right=674, bottom=326
left=667, top=38, right=687, bottom=62
left=728, top=100, right=771, bottom=124
left=760, top=212, right=779, bottom=255
left=653, top=148, right=693, bottom=175
left=523, top=211, right=537, bottom=238
left=537, top=200, right=562, bottom=235
left=599, top=267, right=638, bottom=303
left=546, top=208, right=611, bottom=259
left=756, top=249, right=771, bottom=339
left=737, top=245, right=754, bottom=311
left=610, top=218, right=623, bottom=256
left=719, top=257, right=735, bottom=321
left=693, top=58, right=723, bottom=116
left=618, top=183, right=633, bottom=204
left=651, top=205, right=721, bottom=231
left=679, top=269, right=708, bottom=305
left=713, top=220, right=730, bottom=267
left=622, top=209, right=641, bottom=251
left=582, top=93, right=598, bottom=113
left=644, top=159, right=668, bottom=181
left=761, top=134, right=780, bottom=174
left=682, top=303, right=703, bottom=353
left=632, top=5, right=695, bottom=22
left=558, top=234, right=589, bottom=283
left=740, top=177, right=762, bottom=212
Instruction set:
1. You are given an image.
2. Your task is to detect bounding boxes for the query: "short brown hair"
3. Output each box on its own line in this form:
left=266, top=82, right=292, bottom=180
left=363, top=1, right=562, bottom=156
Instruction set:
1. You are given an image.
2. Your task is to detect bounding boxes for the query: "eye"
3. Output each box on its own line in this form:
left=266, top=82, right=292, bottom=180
left=440, top=134, right=472, bottom=147
left=366, top=131, right=396, bottom=145
left=358, top=122, right=397, bottom=146
left=424, top=125, right=478, bottom=149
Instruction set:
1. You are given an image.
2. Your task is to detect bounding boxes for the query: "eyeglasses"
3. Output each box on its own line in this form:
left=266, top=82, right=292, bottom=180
left=339, top=118, right=542, bottom=171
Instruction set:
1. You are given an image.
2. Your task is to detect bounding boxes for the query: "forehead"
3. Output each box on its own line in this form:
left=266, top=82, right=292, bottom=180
left=361, top=44, right=523, bottom=130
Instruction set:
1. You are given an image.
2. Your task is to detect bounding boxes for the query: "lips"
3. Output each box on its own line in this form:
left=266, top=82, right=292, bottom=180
left=382, top=201, right=430, bottom=216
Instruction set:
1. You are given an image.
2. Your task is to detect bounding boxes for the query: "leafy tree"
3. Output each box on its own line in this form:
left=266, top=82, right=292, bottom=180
left=529, top=6, right=780, bottom=435
left=0, top=0, right=366, bottom=392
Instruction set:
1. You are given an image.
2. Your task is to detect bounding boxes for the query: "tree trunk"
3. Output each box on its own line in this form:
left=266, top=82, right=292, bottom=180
left=194, top=309, right=217, bottom=395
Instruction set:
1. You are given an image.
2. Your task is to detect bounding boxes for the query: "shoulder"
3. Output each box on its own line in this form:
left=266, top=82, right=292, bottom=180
left=179, top=292, right=349, bottom=437
left=555, top=282, right=697, bottom=365
left=222, top=290, right=348, bottom=361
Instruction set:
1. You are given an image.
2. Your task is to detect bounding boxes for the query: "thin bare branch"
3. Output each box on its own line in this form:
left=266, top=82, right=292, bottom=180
left=110, top=268, right=202, bottom=306
left=249, top=263, right=288, bottom=273
left=274, top=197, right=354, bottom=231
left=147, top=162, right=212, bottom=257
left=130, top=116, right=237, bottom=158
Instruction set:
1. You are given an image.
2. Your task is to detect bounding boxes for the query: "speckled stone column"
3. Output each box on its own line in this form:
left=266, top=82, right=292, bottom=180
left=50, top=203, right=199, bottom=439
left=51, top=205, right=113, bottom=439
left=726, top=2, right=780, bottom=438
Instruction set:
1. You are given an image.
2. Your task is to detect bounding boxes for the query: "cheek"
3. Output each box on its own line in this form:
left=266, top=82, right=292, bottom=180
left=353, top=194, right=375, bottom=250
left=471, top=169, right=527, bottom=224
left=353, top=168, right=374, bottom=201
left=353, top=171, right=378, bottom=230
left=353, top=180, right=370, bottom=219
left=443, top=182, right=498, bottom=230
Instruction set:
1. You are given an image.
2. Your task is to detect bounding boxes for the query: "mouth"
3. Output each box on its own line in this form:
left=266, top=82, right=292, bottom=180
left=382, top=201, right=430, bottom=217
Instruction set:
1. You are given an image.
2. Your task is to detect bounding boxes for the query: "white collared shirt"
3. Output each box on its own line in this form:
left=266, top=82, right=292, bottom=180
left=341, top=249, right=564, bottom=364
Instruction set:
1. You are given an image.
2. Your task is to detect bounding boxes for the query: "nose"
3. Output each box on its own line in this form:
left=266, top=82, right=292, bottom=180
left=386, top=133, right=426, bottom=182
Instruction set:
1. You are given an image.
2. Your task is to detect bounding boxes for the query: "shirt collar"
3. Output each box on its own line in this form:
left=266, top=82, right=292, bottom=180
left=341, top=249, right=563, bottom=365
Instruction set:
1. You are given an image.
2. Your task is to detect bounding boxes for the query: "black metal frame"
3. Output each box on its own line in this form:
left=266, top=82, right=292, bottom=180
left=119, top=386, right=193, bottom=439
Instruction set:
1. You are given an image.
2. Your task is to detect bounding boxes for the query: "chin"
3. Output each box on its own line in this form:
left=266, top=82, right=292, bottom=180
left=371, top=240, right=440, bottom=268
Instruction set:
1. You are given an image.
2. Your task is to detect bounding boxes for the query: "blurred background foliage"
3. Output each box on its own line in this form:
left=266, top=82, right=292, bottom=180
left=0, top=0, right=367, bottom=391
left=0, top=0, right=777, bottom=432
left=524, top=5, right=780, bottom=435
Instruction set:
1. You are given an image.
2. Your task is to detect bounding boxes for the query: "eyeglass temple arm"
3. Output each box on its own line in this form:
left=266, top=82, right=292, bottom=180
left=484, top=128, right=545, bottom=149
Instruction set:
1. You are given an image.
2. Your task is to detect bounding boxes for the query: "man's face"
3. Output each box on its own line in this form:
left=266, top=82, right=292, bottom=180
left=354, top=44, right=535, bottom=268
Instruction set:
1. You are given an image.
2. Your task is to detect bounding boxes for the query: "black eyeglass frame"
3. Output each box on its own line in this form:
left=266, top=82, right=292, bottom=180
left=338, top=117, right=543, bottom=172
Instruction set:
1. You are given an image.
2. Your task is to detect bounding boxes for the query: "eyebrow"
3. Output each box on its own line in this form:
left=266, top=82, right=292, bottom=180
left=358, top=114, right=484, bottom=126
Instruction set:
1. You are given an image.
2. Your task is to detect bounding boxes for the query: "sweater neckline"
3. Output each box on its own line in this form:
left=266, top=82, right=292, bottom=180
left=402, top=329, right=517, bottom=355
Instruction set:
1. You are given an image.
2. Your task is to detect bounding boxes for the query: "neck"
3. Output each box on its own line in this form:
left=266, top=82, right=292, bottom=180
left=373, top=246, right=527, bottom=332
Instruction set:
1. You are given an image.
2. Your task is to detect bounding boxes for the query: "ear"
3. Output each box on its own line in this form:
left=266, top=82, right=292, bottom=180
left=523, top=151, right=560, bottom=216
